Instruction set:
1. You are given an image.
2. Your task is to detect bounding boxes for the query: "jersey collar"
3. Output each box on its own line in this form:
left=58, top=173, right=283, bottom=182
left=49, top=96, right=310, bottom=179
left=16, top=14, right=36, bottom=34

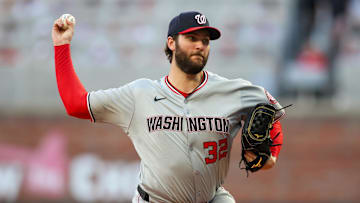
left=164, top=71, right=208, bottom=98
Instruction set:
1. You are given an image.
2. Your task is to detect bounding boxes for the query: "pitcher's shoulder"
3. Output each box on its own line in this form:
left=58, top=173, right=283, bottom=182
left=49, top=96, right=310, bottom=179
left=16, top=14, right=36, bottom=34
left=206, top=71, right=252, bottom=86
left=127, top=78, right=158, bottom=88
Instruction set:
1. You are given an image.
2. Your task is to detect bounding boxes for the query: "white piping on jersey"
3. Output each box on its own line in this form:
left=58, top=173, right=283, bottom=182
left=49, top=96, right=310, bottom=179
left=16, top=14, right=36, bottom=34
left=87, top=92, right=96, bottom=122
left=193, top=71, right=208, bottom=94
left=164, top=76, right=180, bottom=95
left=164, top=71, right=209, bottom=97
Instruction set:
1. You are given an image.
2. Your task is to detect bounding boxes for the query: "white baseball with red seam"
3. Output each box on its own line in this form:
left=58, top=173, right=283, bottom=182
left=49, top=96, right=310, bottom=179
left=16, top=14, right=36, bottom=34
left=60, top=14, right=75, bottom=29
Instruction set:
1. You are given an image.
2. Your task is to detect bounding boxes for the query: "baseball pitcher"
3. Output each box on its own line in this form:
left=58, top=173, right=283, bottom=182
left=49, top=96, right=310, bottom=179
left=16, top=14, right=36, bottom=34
left=52, top=11, right=286, bottom=203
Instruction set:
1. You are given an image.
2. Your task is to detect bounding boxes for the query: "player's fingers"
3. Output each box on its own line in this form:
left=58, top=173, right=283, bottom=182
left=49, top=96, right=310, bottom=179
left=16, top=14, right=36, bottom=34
left=244, top=151, right=256, bottom=158
left=244, top=151, right=256, bottom=161
left=54, top=18, right=63, bottom=29
left=66, top=18, right=72, bottom=25
left=66, top=17, right=75, bottom=29
left=52, top=19, right=60, bottom=32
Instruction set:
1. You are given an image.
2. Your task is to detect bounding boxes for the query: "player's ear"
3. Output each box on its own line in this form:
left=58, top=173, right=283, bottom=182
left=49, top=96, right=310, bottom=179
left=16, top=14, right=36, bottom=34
left=167, top=36, right=176, bottom=51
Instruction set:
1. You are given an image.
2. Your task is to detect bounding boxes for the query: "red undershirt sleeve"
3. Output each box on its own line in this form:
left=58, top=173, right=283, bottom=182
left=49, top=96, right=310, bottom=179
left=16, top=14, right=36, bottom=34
left=269, top=121, right=283, bottom=158
left=54, top=44, right=91, bottom=120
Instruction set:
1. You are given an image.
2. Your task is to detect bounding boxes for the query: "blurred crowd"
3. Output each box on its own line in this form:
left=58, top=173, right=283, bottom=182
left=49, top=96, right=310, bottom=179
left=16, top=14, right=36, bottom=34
left=1, top=1, right=360, bottom=202
left=1, top=0, right=360, bottom=115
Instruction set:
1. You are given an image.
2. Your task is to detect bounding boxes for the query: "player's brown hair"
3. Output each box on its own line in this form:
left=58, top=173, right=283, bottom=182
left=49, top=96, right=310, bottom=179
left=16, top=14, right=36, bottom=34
left=164, top=34, right=178, bottom=63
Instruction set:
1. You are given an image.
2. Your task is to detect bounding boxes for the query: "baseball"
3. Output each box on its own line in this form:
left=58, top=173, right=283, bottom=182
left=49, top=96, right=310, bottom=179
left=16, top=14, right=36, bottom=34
left=60, top=14, right=75, bottom=29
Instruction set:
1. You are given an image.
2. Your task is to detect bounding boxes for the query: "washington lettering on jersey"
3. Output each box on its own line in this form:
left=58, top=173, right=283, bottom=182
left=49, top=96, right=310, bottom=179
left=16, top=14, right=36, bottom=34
left=147, top=116, right=230, bottom=134
left=147, top=116, right=184, bottom=132
left=186, top=117, right=229, bottom=134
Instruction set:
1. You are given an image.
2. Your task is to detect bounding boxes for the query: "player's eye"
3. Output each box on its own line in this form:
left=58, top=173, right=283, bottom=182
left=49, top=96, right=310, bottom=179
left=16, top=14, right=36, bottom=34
left=188, top=36, right=196, bottom=41
left=202, top=39, right=209, bottom=46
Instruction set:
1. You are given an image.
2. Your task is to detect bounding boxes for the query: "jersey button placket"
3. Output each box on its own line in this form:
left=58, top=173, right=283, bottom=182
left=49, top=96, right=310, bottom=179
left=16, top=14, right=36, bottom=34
left=193, top=169, right=202, bottom=202
left=185, top=99, right=200, bottom=201
left=184, top=106, right=189, bottom=117
left=184, top=99, right=190, bottom=116
left=196, top=190, right=201, bottom=203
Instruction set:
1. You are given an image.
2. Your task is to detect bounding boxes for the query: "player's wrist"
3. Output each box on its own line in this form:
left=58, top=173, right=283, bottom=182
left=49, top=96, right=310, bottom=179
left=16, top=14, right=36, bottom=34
left=53, top=40, right=71, bottom=46
left=54, top=43, right=70, bottom=52
left=262, top=156, right=276, bottom=170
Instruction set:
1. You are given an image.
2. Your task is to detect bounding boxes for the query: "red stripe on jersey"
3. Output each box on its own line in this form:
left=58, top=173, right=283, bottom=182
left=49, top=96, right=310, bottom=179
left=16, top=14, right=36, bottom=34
left=54, top=44, right=91, bottom=120
left=192, top=71, right=208, bottom=94
left=165, top=71, right=208, bottom=98
left=269, top=121, right=283, bottom=158
left=166, top=77, right=189, bottom=97
left=165, top=76, right=181, bottom=95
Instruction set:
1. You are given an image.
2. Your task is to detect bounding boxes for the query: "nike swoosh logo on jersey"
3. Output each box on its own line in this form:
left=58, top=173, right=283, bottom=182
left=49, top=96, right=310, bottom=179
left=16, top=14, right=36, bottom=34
left=154, top=96, right=166, bottom=102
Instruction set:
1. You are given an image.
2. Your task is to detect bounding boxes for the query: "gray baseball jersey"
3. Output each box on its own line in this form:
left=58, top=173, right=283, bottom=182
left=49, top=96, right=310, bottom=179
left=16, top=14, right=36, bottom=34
left=88, top=71, right=285, bottom=203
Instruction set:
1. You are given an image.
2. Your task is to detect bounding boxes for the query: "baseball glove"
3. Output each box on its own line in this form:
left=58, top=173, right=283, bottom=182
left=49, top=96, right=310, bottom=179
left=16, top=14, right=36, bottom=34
left=240, top=103, right=281, bottom=174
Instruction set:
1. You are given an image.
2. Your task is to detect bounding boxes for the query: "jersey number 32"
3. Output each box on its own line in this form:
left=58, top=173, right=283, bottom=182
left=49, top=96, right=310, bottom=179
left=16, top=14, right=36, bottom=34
left=203, top=137, right=228, bottom=164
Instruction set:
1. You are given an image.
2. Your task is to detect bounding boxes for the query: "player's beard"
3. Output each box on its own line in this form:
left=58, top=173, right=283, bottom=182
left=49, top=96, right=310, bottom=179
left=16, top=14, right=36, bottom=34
left=174, top=42, right=209, bottom=75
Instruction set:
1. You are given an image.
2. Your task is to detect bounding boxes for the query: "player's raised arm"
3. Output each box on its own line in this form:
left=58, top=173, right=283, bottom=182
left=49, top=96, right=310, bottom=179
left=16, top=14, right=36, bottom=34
left=52, top=15, right=91, bottom=120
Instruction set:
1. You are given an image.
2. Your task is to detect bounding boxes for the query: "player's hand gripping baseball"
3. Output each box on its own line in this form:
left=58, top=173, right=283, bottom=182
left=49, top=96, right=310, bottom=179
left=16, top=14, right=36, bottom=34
left=52, top=16, right=75, bottom=46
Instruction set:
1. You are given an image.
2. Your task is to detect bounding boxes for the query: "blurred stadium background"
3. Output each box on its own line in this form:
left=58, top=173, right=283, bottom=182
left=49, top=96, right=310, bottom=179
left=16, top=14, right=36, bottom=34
left=1, top=0, right=360, bottom=202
